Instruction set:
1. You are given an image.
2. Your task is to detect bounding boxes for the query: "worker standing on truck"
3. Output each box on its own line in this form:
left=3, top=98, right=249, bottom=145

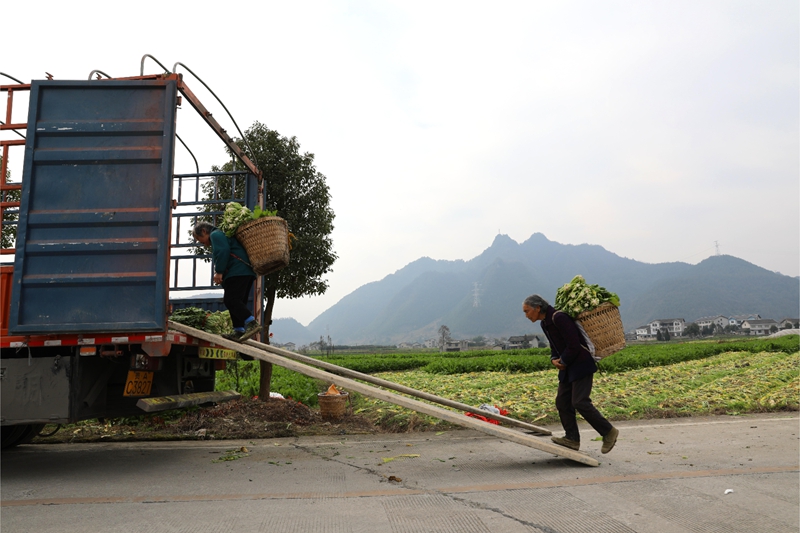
left=192, top=222, right=260, bottom=342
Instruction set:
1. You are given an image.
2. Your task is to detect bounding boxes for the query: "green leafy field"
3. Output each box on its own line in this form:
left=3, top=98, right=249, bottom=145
left=355, top=349, right=798, bottom=429
left=217, top=336, right=799, bottom=430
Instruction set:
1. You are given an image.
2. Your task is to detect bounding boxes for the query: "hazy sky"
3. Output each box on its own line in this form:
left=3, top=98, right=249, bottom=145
left=4, top=1, right=798, bottom=326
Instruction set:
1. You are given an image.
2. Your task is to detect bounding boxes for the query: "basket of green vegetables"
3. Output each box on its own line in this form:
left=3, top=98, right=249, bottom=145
left=220, top=203, right=290, bottom=276
left=555, top=275, right=625, bottom=359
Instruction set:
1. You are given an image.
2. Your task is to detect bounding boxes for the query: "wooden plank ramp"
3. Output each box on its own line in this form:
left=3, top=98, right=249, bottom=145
left=242, top=337, right=552, bottom=435
left=168, top=321, right=600, bottom=467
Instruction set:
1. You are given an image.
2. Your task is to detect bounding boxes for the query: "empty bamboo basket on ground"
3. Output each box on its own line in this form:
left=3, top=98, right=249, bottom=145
left=577, top=302, right=626, bottom=358
left=318, top=392, right=349, bottom=421
left=235, top=217, right=290, bottom=276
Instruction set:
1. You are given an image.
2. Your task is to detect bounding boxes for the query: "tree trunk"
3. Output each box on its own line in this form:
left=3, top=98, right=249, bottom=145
left=258, top=285, right=277, bottom=401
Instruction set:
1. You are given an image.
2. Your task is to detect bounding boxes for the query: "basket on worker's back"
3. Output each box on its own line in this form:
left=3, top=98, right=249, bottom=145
left=576, top=302, right=626, bottom=359
left=235, top=216, right=290, bottom=276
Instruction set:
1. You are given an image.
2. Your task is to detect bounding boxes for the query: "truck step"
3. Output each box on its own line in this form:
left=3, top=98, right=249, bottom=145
left=136, top=390, right=241, bottom=413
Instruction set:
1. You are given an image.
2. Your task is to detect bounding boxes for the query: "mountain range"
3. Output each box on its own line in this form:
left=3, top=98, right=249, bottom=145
left=272, top=233, right=800, bottom=346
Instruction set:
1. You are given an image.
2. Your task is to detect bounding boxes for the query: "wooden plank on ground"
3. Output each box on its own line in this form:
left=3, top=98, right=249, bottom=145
left=137, top=390, right=241, bottom=413
left=243, top=338, right=551, bottom=435
left=167, top=321, right=599, bottom=467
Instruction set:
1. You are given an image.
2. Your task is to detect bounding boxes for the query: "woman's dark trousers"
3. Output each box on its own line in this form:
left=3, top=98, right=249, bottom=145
left=555, top=374, right=613, bottom=441
left=223, top=276, right=255, bottom=329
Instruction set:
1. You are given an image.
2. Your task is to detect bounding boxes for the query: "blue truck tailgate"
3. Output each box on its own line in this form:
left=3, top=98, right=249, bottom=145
left=8, top=79, right=177, bottom=334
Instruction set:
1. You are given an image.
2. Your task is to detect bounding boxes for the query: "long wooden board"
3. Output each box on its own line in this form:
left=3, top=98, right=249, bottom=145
left=243, top=338, right=551, bottom=435
left=167, top=321, right=599, bottom=467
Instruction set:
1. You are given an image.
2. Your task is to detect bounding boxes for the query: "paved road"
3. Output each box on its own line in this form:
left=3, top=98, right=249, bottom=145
left=2, top=413, right=798, bottom=532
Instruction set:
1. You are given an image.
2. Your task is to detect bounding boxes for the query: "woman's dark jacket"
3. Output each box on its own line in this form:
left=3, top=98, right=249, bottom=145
left=540, top=305, right=597, bottom=383
left=209, top=229, right=256, bottom=280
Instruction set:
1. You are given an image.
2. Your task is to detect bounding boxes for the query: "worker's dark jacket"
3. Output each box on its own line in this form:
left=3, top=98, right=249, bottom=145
left=209, top=229, right=256, bottom=280
left=540, top=305, right=597, bottom=383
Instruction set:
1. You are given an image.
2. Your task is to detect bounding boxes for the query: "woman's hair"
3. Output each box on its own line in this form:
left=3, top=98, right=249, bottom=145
left=523, top=294, right=550, bottom=310
left=192, top=221, right=215, bottom=239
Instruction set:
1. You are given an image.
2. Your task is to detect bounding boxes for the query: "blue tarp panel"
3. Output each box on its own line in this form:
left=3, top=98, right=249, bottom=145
left=8, top=80, right=178, bottom=334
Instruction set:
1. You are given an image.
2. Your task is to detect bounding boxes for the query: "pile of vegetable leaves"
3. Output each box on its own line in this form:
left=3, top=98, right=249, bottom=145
left=219, top=202, right=278, bottom=237
left=555, top=275, right=620, bottom=318
left=170, top=307, right=233, bottom=336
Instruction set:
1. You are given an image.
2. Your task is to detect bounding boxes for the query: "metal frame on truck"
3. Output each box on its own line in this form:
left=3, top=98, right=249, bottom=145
left=0, top=68, right=263, bottom=448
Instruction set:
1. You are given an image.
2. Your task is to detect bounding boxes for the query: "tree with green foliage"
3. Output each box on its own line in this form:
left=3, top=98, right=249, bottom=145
left=663, top=329, right=671, bottom=341
left=1, top=170, right=19, bottom=249
left=685, top=323, right=700, bottom=337
left=471, top=336, right=486, bottom=346
left=770, top=325, right=778, bottom=333
left=656, top=329, right=663, bottom=341
left=209, top=122, right=336, bottom=399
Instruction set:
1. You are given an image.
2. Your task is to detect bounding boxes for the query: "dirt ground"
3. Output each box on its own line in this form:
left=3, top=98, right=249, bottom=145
left=31, top=397, right=388, bottom=445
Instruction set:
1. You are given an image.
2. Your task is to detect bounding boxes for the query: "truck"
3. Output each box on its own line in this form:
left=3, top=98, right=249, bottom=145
left=1, top=66, right=264, bottom=448
left=0, top=64, right=600, bottom=467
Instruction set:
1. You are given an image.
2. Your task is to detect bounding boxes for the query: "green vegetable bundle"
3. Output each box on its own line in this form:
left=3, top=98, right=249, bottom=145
left=555, top=275, right=620, bottom=318
left=205, top=311, right=234, bottom=336
left=169, top=307, right=234, bottom=336
left=170, top=307, right=208, bottom=329
left=219, top=202, right=278, bottom=237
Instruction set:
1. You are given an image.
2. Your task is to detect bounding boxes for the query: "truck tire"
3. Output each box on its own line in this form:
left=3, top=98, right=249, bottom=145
left=1, top=424, right=46, bottom=449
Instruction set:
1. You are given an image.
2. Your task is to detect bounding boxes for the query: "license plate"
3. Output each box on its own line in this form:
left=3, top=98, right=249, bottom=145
left=124, top=370, right=153, bottom=397
left=199, top=346, right=238, bottom=360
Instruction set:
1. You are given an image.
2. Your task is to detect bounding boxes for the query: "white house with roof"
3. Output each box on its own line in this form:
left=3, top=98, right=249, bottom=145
left=728, top=314, right=761, bottom=327
left=740, top=318, right=778, bottom=335
left=442, top=339, right=469, bottom=352
left=695, top=315, right=728, bottom=329
left=647, top=318, right=686, bottom=337
left=635, top=325, right=654, bottom=340
left=779, top=318, right=799, bottom=329
left=504, top=335, right=539, bottom=349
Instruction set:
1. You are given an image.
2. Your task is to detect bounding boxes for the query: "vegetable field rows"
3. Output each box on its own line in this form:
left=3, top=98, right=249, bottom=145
left=354, top=349, right=799, bottom=428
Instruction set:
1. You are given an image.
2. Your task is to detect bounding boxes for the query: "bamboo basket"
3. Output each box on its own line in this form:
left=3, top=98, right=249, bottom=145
left=576, top=302, right=626, bottom=358
left=318, top=392, right=349, bottom=421
left=234, top=217, right=290, bottom=276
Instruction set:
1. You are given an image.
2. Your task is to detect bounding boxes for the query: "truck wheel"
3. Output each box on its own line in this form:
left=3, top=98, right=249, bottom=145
left=1, top=424, right=45, bottom=449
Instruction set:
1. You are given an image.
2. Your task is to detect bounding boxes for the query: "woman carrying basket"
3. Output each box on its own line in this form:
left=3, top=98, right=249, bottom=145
left=193, top=222, right=261, bottom=342
left=523, top=294, right=618, bottom=454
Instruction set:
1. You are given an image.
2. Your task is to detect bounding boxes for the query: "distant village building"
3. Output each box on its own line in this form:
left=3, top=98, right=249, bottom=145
left=442, top=339, right=469, bottom=352
left=728, top=314, right=761, bottom=327
left=694, top=315, right=728, bottom=329
left=780, top=318, right=799, bottom=329
left=504, top=335, right=539, bottom=350
left=740, top=318, right=778, bottom=335
left=649, top=318, right=685, bottom=337
left=635, top=325, right=653, bottom=340
left=397, top=342, right=423, bottom=350
left=276, top=342, right=296, bottom=351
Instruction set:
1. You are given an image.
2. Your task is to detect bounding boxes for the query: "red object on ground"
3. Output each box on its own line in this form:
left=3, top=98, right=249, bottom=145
left=465, top=406, right=508, bottom=425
